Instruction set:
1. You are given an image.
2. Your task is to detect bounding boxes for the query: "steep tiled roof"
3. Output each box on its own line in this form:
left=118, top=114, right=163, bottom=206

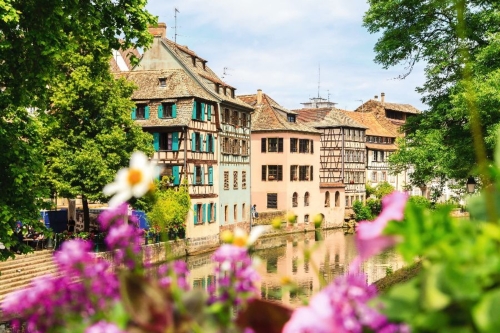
left=110, top=47, right=141, bottom=72
left=384, top=102, right=420, bottom=114
left=160, top=39, right=251, bottom=110
left=294, top=108, right=367, bottom=129
left=239, top=93, right=319, bottom=134
left=366, top=143, right=398, bottom=151
left=340, top=110, right=397, bottom=137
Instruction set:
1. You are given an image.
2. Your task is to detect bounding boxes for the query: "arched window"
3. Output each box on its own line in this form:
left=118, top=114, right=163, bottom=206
left=335, top=191, right=340, bottom=207
left=292, top=192, right=298, bottom=207
left=325, top=191, right=330, bottom=207
left=304, top=192, right=310, bottom=207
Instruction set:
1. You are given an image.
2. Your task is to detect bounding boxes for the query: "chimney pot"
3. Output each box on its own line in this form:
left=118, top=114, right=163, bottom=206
left=148, top=23, right=167, bottom=38
left=381, top=92, right=385, bottom=104
left=257, top=89, right=262, bottom=105
left=374, top=95, right=378, bottom=100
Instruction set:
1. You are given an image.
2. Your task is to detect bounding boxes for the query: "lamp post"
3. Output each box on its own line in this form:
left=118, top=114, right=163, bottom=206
left=466, top=177, right=476, bottom=194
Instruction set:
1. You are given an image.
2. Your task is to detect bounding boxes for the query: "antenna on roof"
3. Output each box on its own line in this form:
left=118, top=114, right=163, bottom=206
left=327, top=90, right=330, bottom=102
left=174, top=8, right=180, bottom=43
left=222, top=67, right=232, bottom=80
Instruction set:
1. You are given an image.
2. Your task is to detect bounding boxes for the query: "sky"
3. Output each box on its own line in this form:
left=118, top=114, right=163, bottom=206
left=146, top=0, right=427, bottom=112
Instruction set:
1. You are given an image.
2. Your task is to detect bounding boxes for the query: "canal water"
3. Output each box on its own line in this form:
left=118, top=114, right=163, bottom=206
left=184, top=228, right=405, bottom=307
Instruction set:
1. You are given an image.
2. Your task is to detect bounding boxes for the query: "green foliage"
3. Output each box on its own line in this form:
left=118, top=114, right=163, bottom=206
left=352, top=201, right=373, bottom=222
left=375, top=181, right=395, bottom=199
left=366, top=182, right=376, bottom=198
left=147, top=185, right=191, bottom=239
left=366, top=198, right=382, bottom=216
left=408, top=196, right=431, bottom=210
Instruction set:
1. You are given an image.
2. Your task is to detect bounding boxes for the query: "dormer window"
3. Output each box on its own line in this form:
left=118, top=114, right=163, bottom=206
left=136, top=105, right=146, bottom=119
left=287, top=114, right=296, bottom=123
left=159, top=78, right=166, bottom=87
left=215, top=84, right=220, bottom=94
left=192, top=56, right=196, bottom=67
left=231, top=88, right=235, bottom=98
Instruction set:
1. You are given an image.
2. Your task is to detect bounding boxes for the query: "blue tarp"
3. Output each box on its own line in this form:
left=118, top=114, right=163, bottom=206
left=40, top=209, right=68, bottom=232
left=132, top=210, right=149, bottom=230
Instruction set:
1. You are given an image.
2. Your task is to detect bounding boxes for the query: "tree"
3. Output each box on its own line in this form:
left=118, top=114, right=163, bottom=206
left=43, top=52, right=154, bottom=232
left=0, top=0, right=155, bottom=256
left=364, top=0, right=500, bottom=186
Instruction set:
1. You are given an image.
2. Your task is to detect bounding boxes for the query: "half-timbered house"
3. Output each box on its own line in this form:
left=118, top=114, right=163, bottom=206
left=114, top=23, right=253, bottom=248
left=295, top=108, right=367, bottom=216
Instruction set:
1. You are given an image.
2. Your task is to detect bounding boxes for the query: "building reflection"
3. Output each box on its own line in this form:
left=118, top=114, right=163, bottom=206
left=186, top=229, right=405, bottom=306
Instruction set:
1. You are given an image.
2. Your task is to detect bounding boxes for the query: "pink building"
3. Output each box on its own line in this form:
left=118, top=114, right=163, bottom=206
left=239, top=90, right=344, bottom=228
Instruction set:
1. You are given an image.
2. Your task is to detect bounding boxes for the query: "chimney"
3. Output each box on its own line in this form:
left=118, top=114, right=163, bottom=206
left=374, top=95, right=378, bottom=100
left=257, top=89, right=262, bottom=105
left=381, top=92, right=385, bottom=105
left=148, top=23, right=167, bottom=38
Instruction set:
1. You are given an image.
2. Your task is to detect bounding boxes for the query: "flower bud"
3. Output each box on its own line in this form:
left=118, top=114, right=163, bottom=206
left=220, top=230, right=234, bottom=243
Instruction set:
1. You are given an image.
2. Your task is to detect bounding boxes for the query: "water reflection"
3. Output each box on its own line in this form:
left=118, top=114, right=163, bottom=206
left=185, top=229, right=404, bottom=306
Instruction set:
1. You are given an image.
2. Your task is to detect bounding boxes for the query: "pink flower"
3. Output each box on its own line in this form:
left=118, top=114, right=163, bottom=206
left=283, top=291, right=334, bottom=333
left=86, top=321, right=126, bottom=333
left=351, top=191, right=408, bottom=274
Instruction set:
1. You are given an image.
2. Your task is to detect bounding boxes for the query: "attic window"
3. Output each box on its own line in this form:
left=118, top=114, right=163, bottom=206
left=231, top=89, right=235, bottom=98
left=215, top=84, right=220, bottom=94
left=192, top=56, right=196, bottom=67
left=159, top=78, right=167, bottom=87
left=287, top=114, right=296, bottom=123
left=202, top=61, right=206, bottom=70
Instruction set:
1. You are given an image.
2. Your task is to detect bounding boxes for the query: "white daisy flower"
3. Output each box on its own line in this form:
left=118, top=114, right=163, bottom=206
left=103, top=151, right=157, bottom=207
left=233, top=225, right=268, bottom=247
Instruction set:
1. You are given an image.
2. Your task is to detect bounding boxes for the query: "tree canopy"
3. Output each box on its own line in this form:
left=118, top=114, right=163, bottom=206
left=364, top=0, right=500, bottom=185
left=0, top=0, right=156, bottom=257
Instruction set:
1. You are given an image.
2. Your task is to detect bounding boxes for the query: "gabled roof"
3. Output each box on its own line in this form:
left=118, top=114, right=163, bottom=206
left=294, top=107, right=367, bottom=129
left=384, top=101, right=420, bottom=114
left=355, top=99, right=420, bottom=115
left=110, top=45, right=141, bottom=72
left=238, top=93, right=319, bottom=134
left=339, top=110, right=397, bottom=137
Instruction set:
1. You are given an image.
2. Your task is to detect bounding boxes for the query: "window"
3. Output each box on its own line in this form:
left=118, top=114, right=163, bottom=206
left=304, top=214, right=309, bottom=224
left=267, top=138, right=283, bottom=153
left=224, top=205, right=228, bottom=222
left=194, top=166, right=203, bottom=185
left=360, top=195, right=364, bottom=203
left=267, top=193, right=278, bottom=209
left=381, top=172, right=387, bottom=182
left=232, top=111, right=239, bottom=126
left=290, top=138, right=298, bottom=153
left=380, top=151, right=385, bottom=161
left=136, top=105, right=146, bottom=119
left=232, top=139, right=240, bottom=155
left=325, top=191, right=330, bottom=207
left=159, top=133, right=173, bottom=151
left=373, top=151, right=378, bottom=161
left=241, top=113, right=248, bottom=127
left=299, top=166, right=311, bottom=181
left=195, top=204, right=202, bottom=225
left=192, top=101, right=204, bottom=121
left=299, top=139, right=309, bottom=153
left=233, top=171, right=238, bottom=190
left=223, top=137, right=230, bottom=153
left=290, top=165, right=298, bottom=181
left=234, top=204, right=238, bottom=221
left=159, top=103, right=175, bottom=118
left=224, top=171, right=229, bottom=190
left=193, top=132, right=202, bottom=152
left=287, top=114, right=296, bottom=122
left=159, top=78, right=166, bottom=87
left=242, top=203, right=246, bottom=220
left=263, top=165, right=283, bottom=181
left=371, top=171, right=377, bottom=182
left=208, top=203, right=215, bottom=223
left=304, top=192, right=310, bottom=207
left=241, top=140, right=249, bottom=155
left=345, top=196, right=349, bottom=207
left=224, top=109, right=230, bottom=123
left=242, top=171, right=247, bottom=189
left=292, top=192, right=298, bottom=207
left=335, top=191, right=340, bottom=207
left=207, top=134, right=214, bottom=153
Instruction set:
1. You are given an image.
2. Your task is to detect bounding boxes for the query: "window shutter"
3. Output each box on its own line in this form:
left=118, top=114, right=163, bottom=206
left=310, top=140, right=314, bottom=154
left=201, top=167, right=205, bottom=185
left=145, top=106, right=150, bottom=119
left=131, top=107, right=137, bottom=120
left=290, top=166, right=294, bottom=181
left=199, top=134, right=203, bottom=152
left=262, top=165, right=267, bottom=181
left=202, top=204, right=206, bottom=223
left=261, top=138, right=266, bottom=153
left=191, top=133, right=196, bottom=152
left=278, top=165, right=283, bottom=181
left=172, top=104, right=177, bottom=118
left=157, top=104, right=163, bottom=118
left=214, top=204, right=217, bottom=222
left=201, top=103, right=205, bottom=121
left=208, top=166, right=213, bottom=185
left=310, top=166, right=313, bottom=181
left=278, top=138, right=283, bottom=152
left=207, top=104, right=212, bottom=121
left=172, top=132, right=179, bottom=151
left=173, top=166, right=180, bottom=185
left=153, top=133, right=160, bottom=151
left=206, top=134, right=210, bottom=152
left=193, top=204, right=198, bottom=225
left=192, top=101, right=197, bottom=119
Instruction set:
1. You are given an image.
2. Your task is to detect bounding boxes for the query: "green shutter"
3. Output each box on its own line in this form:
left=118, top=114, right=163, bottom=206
left=208, top=204, right=212, bottom=222
left=201, top=103, right=205, bottom=121
left=207, top=104, right=212, bottom=121
left=131, top=107, right=137, bottom=120
left=191, top=133, right=196, bottom=152
left=202, top=204, right=206, bottom=223
left=172, top=132, right=179, bottom=151
left=205, top=134, right=210, bottom=153
left=193, top=204, right=198, bottom=225
left=192, top=101, right=197, bottom=119
left=208, top=166, right=213, bottom=185
left=173, top=166, right=180, bottom=185
left=145, top=106, right=150, bottom=119
left=172, top=104, right=177, bottom=118
left=199, top=134, right=203, bottom=152
left=201, top=167, right=205, bottom=185
left=157, top=104, right=163, bottom=118
left=212, top=135, right=215, bottom=153
left=153, top=133, right=160, bottom=151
